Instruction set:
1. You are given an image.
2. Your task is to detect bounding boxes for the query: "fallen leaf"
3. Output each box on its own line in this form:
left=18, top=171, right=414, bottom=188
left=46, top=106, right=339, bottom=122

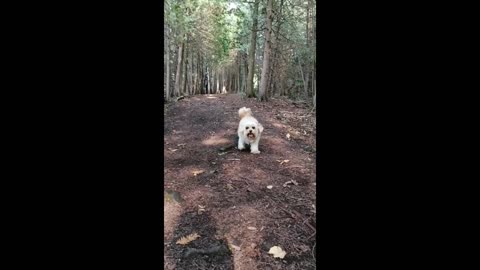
left=192, top=170, right=205, bottom=176
left=176, top=233, right=200, bottom=245
left=286, top=133, right=291, bottom=140
left=283, top=180, right=298, bottom=187
left=268, top=246, right=287, bottom=259
left=280, top=160, right=290, bottom=165
left=177, top=143, right=186, bottom=147
left=227, top=184, right=234, bottom=190
left=267, top=185, right=273, bottom=189
left=168, top=148, right=178, bottom=152
left=247, top=226, right=257, bottom=231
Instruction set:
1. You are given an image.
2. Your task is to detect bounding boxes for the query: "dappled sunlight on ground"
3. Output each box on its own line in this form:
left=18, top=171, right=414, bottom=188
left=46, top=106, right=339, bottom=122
left=202, top=136, right=231, bottom=146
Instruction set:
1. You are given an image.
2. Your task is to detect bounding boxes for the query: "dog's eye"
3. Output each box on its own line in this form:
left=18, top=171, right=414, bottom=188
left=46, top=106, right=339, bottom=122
left=245, top=127, right=249, bottom=129
left=252, top=127, right=255, bottom=129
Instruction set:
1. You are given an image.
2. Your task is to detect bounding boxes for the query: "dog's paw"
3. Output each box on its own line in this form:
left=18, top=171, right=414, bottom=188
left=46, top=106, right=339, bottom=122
left=251, top=150, right=260, bottom=154
left=238, top=145, right=245, bottom=150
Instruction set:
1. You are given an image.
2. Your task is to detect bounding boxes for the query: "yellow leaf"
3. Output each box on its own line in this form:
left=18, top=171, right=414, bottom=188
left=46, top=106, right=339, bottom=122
left=280, top=160, right=290, bottom=165
left=192, top=170, right=205, bottom=176
left=176, top=233, right=200, bottom=245
left=268, top=246, right=287, bottom=259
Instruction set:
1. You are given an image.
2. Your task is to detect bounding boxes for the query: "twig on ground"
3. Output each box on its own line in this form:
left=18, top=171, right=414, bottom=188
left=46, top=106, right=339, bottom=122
left=312, top=242, right=316, bottom=261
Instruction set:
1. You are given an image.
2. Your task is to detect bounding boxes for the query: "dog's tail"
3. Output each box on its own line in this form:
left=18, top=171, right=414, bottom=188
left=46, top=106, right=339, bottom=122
left=238, top=107, right=252, bottom=119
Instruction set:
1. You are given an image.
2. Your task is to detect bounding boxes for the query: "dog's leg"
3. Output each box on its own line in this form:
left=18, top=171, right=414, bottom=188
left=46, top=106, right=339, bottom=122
left=250, top=139, right=261, bottom=154
left=237, top=133, right=246, bottom=150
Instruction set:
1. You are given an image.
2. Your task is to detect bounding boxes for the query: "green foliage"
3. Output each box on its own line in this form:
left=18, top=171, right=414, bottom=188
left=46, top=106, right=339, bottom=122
left=165, top=0, right=316, bottom=100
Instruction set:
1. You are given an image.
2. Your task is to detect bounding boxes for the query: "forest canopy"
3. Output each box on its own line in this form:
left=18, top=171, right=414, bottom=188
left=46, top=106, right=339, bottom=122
left=164, top=0, right=316, bottom=106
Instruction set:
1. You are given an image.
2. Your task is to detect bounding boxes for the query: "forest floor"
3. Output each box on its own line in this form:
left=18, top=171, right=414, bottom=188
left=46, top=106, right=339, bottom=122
left=164, top=94, right=316, bottom=270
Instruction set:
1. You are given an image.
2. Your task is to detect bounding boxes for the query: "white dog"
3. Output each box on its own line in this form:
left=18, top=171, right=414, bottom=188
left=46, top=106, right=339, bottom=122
left=237, top=107, right=264, bottom=154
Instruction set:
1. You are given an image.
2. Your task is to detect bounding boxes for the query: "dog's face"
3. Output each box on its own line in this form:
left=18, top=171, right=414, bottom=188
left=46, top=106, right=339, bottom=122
left=240, top=119, right=263, bottom=141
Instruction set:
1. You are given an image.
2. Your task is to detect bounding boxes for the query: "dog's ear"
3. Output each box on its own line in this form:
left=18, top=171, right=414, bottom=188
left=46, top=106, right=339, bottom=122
left=258, top=123, right=264, bottom=133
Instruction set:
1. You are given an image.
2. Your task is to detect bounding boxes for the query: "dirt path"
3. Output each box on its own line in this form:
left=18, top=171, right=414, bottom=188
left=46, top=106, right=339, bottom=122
left=164, top=94, right=316, bottom=270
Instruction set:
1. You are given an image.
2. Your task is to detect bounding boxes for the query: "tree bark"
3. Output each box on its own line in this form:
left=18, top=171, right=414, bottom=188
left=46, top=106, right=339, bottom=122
left=183, top=40, right=188, bottom=95
left=246, top=0, right=260, bottom=98
left=197, top=54, right=202, bottom=94
left=237, top=58, right=241, bottom=93
left=243, top=55, right=248, bottom=93
left=258, top=0, right=273, bottom=102
left=174, top=41, right=184, bottom=97
left=166, top=27, right=170, bottom=101
left=270, top=0, right=284, bottom=97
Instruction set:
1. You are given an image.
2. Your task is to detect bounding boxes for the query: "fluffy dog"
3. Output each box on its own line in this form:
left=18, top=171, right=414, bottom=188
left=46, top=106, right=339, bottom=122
left=237, top=107, right=264, bottom=154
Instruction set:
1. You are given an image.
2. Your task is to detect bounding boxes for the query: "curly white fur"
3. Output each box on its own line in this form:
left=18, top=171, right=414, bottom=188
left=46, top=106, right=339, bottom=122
left=238, top=107, right=264, bottom=154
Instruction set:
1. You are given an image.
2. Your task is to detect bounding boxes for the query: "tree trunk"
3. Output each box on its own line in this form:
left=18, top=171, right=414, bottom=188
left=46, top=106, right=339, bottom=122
left=197, top=54, right=202, bottom=94
left=246, top=0, right=260, bottom=98
left=258, top=0, right=273, bottom=102
left=207, top=66, right=212, bottom=94
left=243, top=55, right=248, bottom=93
left=174, top=41, right=184, bottom=97
left=183, top=40, right=188, bottom=95
left=231, top=70, right=234, bottom=93
left=189, top=45, right=193, bottom=95
left=303, top=0, right=312, bottom=99
left=222, top=69, right=226, bottom=93
left=237, top=60, right=241, bottom=93
left=217, top=69, right=220, bottom=94
left=212, top=69, right=215, bottom=94
left=192, top=51, right=196, bottom=95
left=270, top=0, right=284, bottom=97
left=165, top=27, right=170, bottom=101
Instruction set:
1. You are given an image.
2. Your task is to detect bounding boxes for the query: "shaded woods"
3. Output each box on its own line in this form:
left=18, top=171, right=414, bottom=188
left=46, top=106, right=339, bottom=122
left=164, top=0, right=316, bottom=107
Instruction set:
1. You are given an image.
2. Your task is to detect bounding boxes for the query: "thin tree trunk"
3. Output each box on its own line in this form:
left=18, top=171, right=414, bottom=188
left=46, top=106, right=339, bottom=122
left=243, top=55, right=248, bottom=93
left=189, top=45, right=193, bottom=95
left=206, top=66, right=209, bottom=94
left=192, top=52, right=196, bottom=95
left=197, top=53, right=201, bottom=94
left=166, top=27, right=170, bottom=101
left=231, top=69, right=234, bottom=93
left=217, top=69, right=220, bottom=94
left=222, top=69, right=225, bottom=93
left=212, top=69, right=215, bottom=94
left=246, top=0, right=260, bottom=98
left=174, top=41, right=184, bottom=97
left=237, top=56, right=241, bottom=93
left=258, top=0, right=273, bottom=102
left=183, top=40, right=188, bottom=95
left=303, top=0, right=311, bottom=99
